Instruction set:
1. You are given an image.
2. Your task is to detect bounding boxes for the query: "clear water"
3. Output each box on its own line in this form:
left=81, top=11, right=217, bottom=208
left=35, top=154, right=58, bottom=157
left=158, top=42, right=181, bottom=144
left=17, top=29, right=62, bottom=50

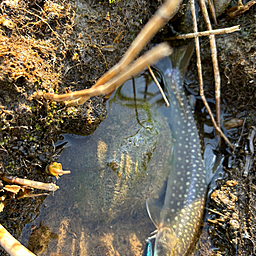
left=18, top=65, right=222, bottom=256
left=20, top=72, right=174, bottom=256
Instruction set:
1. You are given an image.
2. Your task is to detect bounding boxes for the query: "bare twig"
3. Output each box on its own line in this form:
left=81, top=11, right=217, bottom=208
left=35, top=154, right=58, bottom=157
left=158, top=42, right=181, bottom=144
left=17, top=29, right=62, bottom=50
left=44, top=43, right=173, bottom=105
left=92, top=0, right=181, bottom=87
left=17, top=192, right=49, bottom=199
left=0, top=224, right=36, bottom=256
left=147, top=65, right=170, bottom=107
left=189, top=0, right=234, bottom=150
left=40, top=0, right=182, bottom=106
left=208, top=0, right=218, bottom=24
left=0, top=144, right=8, bottom=154
left=227, top=0, right=256, bottom=19
left=166, top=25, right=240, bottom=40
left=1, top=175, right=59, bottom=191
left=206, top=207, right=226, bottom=217
left=199, top=0, right=221, bottom=142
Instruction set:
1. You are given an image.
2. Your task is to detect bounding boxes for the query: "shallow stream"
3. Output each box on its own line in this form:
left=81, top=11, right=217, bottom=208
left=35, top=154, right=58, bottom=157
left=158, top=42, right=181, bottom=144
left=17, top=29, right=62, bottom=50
left=19, top=69, right=179, bottom=256
left=18, top=55, right=223, bottom=256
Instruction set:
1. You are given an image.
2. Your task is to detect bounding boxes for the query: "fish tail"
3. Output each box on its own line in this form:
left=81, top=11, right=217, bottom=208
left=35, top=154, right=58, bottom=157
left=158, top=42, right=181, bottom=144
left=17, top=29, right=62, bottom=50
left=169, top=41, right=194, bottom=81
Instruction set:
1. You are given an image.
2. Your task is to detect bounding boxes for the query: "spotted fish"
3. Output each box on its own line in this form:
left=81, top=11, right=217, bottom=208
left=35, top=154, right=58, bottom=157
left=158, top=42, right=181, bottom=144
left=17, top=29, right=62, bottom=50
left=146, top=43, right=207, bottom=256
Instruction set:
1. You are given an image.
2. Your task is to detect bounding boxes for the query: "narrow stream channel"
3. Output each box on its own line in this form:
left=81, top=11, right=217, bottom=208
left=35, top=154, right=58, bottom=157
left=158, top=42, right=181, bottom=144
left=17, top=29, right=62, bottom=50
left=18, top=59, right=222, bottom=256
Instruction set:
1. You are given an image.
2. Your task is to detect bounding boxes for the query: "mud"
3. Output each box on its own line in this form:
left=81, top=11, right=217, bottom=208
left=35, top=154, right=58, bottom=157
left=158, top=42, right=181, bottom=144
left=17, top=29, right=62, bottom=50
left=0, top=0, right=159, bottom=254
left=186, top=1, right=256, bottom=255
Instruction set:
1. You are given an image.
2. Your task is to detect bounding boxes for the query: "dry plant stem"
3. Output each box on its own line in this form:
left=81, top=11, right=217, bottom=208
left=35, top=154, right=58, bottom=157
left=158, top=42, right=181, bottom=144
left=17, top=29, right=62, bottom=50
left=17, top=193, right=49, bottom=199
left=0, top=224, right=36, bottom=256
left=43, top=0, right=182, bottom=106
left=1, top=175, right=59, bottom=192
left=44, top=43, right=173, bottom=105
left=166, top=25, right=240, bottom=39
left=227, top=0, right=256, bottom=19
left=208, top=0, right=217, bottom=24
left=93, top=0, right=181, bottom=87
left=147, top=65, right=170, bottom=107
left=189, top=0, right=234, bottom=150
left=199, top=0, right=221, bottom=137
left=205, top=207, right=226, bottom=217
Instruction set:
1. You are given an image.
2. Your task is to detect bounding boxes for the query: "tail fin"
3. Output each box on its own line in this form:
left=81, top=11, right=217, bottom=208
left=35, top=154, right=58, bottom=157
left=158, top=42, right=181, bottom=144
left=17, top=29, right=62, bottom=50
left=170, top=42, right=194, bottom=81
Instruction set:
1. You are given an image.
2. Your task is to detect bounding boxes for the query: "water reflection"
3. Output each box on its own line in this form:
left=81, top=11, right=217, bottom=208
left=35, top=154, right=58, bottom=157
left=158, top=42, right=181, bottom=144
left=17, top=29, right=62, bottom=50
left=20, top=71, right=174, bottom=255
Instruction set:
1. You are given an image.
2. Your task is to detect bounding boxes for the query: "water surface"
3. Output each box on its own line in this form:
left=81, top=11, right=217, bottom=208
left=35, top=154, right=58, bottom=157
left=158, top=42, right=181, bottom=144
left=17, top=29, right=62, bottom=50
left=20, top=71, right=174, bottom=256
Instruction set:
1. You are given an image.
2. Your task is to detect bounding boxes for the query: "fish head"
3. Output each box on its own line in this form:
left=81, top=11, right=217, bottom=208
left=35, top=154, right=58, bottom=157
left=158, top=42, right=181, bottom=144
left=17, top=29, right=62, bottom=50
left=154, top=227, right=180, bottom=256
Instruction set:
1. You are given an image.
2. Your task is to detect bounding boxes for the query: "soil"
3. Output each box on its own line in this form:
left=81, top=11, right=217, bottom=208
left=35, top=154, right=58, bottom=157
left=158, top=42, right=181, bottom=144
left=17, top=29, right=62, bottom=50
left=0, top=0, right=255, bottom=255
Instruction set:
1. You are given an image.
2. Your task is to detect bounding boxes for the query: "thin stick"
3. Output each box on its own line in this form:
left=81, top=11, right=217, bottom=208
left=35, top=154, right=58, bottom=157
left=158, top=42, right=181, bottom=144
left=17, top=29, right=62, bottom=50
left=189, top=0, right=234, bottom=150
left=208, top=0, right=217, bottom=25
left=0, top=224, right=36, bottom=256
left=93, top=0, right=182, bottom=87
left=17, top=193, right=49, bottom=199
left=227, top=0, right=256, bottom=19
left=1, top=175, right=59, bottom=192
left=65, top=44, right=173, bottom=106
left=199, top=0, right=221, bottom=141
left=166, top=25, right=240, bottom=40
left=43, top=43, right=173, bottom=105
left=205, top=207, right=226, bottom=217
left=147, top=65, right=169, bottom=107
left=41, top=0, right=182, bottom=106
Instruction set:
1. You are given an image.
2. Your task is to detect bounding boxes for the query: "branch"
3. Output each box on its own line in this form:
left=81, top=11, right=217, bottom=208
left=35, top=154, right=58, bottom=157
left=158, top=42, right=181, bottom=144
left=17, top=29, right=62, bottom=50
left=166, top=25, right=240, bottom=39
left=1, top=175, right=59, bottom=191
left=0, top=224, right=36, bottom=256
left=43, top=43, right=173, bottom=106
left=35, top=0, right=182, bottom=106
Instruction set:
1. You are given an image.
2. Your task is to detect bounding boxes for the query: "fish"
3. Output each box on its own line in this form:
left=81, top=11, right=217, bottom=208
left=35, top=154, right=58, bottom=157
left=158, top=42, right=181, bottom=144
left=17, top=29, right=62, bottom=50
left=146, top=43, right=208, bottom=256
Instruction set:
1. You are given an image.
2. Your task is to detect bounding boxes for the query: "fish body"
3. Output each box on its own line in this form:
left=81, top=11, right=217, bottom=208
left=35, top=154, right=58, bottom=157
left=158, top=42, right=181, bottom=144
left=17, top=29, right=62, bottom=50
left=147, top=44, right=207, bottom=256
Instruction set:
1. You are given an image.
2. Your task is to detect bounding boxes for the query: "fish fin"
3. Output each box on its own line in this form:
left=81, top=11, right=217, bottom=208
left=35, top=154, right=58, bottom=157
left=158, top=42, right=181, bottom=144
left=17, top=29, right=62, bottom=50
left=170, top=42, right=194, bottom=81
left=146, top=178, right=168, bottom=228
left=146, top=198, right=163, bottom=229
left=142, top=239, right=153, bottom=256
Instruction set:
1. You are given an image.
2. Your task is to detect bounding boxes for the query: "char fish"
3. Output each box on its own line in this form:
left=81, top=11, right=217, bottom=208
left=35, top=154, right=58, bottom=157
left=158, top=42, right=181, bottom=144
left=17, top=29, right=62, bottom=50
left=146, top=43, right=207, bottom=256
